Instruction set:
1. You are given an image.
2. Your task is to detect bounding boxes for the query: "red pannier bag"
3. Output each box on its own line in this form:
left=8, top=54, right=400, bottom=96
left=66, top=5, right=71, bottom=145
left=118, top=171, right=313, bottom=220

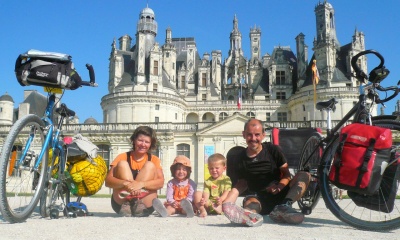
left=329, top=123, right=392, bottom=195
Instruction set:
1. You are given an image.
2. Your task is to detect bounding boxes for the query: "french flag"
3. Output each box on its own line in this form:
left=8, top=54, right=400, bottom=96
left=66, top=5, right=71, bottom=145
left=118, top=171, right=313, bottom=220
left=237, top=88, right=242, bottom=110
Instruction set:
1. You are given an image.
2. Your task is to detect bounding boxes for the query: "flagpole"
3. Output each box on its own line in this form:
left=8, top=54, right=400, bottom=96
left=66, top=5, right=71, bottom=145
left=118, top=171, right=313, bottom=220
left=311, top=59, right=319, bottom=127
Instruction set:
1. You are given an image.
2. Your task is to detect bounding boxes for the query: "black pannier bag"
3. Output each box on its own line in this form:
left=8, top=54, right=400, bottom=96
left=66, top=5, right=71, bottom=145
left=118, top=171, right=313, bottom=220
left=15, top=49, right=82, bottom=90
left=348, top=158, right=399, bottom=213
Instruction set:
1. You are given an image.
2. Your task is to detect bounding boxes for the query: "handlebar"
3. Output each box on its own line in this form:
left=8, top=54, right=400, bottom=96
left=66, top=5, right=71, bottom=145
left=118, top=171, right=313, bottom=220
left=79, top=63, right=97, bottom=87
left=373, top=82, right=400, bottom=104
left=351, top=49, right=389, bottom=84
left=352, top=50, right=399, bottom=105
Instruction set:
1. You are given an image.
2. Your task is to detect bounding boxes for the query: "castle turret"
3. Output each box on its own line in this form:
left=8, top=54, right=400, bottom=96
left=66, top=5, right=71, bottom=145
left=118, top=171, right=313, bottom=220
left=295, top=33, right=308, bottom=81
left=0, top=93, right=14, bottom=125
left=135, top=6, right=158, bottom=84
left=313, top=1, right=340, bottom=85
left=162, top=27, right=177, bottom=87
left=249, top=25, right=261, bottom=60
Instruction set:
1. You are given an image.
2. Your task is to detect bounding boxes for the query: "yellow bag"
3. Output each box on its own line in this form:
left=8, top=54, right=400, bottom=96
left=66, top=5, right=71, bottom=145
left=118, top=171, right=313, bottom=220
left=45, top=149, right=59, bottom=177
left=67, top=155, right=108, bottom=196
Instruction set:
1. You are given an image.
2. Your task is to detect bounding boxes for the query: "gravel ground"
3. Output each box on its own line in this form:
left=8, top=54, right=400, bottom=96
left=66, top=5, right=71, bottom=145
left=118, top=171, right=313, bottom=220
left=0, top=197, right=399, bottom=240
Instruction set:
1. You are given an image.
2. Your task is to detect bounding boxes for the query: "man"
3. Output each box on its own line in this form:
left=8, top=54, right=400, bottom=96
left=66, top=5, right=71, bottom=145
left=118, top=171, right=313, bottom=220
left=222, top=119, right=311, bottom=226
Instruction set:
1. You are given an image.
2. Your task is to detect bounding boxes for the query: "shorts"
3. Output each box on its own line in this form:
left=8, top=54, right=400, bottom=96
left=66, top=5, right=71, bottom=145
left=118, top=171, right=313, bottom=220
left=243, top=186, right=290, bottom=215
left=111, top=196, right=154, bottom=215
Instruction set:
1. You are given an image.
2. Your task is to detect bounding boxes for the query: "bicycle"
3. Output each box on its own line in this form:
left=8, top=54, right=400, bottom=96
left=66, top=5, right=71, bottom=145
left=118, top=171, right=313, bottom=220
left=297, top=49, right=400, bottom=231
left=0, top=50, right=97, bottom=223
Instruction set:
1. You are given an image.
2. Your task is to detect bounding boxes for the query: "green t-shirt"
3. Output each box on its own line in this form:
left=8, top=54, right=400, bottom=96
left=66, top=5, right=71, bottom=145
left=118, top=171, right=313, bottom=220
left=204, top=175, right=232, bottom=202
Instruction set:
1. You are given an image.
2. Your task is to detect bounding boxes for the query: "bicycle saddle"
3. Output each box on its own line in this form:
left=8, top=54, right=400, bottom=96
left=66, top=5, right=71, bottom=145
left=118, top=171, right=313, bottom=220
left=316, top=98, right=338, bottom=111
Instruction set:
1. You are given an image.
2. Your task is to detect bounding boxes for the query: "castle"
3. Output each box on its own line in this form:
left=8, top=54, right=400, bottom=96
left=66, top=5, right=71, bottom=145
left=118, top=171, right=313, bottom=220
left=102, top=2, right=367, bottom=125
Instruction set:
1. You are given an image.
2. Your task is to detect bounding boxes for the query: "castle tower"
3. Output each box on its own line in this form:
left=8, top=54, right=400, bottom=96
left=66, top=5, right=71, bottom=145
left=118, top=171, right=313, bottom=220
left=162, top=27, right=177, bottom=88
left=135, top=6, right=158, bottom=85
left=0, top=93, right=14, bottom=125
left=249, top=25, right=261, bottom=60
left=229, top=15, right=243, bottom=57
left=119, top=34, right=132, bottom=51
left=108, top=39, right=124, bottom=93
left=313, top=1, right=340, bottom=85
left=295, top=33, right=308, bottom=81
left=225, top=15, right=246, bottom=86
left=211, top=50, right=222, bottom=92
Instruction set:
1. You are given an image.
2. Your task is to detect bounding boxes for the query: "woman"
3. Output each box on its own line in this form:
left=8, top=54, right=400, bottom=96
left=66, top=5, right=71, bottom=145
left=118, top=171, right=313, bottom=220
left=105, top=126, right=164, bottom=217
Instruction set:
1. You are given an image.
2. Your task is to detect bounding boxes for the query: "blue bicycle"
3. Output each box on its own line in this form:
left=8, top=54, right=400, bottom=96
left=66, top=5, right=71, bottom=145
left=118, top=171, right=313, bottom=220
left=0, top=50, right=97, bottom=223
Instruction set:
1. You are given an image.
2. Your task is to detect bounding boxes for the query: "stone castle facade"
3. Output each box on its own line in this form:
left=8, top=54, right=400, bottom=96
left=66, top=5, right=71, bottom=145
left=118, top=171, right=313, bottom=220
left=102, top=1, right=368, bottom=125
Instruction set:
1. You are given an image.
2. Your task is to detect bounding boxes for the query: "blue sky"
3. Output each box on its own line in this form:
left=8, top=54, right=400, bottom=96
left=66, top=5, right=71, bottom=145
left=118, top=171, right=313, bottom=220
left=1, top=0, right=399, bottom=123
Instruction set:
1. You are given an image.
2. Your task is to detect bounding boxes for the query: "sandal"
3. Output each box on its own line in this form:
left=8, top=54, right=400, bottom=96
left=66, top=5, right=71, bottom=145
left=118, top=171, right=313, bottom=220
left=118, top=190, right=149, bottom=201
left=222, top=202, right=263, bottom=227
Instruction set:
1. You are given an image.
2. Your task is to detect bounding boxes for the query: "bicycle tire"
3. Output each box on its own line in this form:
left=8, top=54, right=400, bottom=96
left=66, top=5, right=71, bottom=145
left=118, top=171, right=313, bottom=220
left=319, top=120, right=400, bottom=231
left=297, top=133, right=323, bottom=213
left=0, top=114, right=48, bottom=223
left=40, top=152, right=72, bottom=218
left=39, top=151, right=57, bottom=218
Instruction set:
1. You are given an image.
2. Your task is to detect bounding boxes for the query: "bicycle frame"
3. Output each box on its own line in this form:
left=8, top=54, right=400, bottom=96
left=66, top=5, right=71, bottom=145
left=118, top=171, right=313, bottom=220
left=304, top=83, right=376, bottom=167
left=15, top=93, right=67, bottom=175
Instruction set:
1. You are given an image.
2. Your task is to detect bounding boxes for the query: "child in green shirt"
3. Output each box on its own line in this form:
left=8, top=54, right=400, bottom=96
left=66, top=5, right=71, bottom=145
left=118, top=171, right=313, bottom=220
left=194, top=153, right=232, bottom=217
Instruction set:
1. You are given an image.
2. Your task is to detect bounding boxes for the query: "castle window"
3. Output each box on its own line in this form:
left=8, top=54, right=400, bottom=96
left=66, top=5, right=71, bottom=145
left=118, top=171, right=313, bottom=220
left=202, top=94, right=207, bottom=101
left=246, top=112, right=255, bottom=118
left=155, top=117, right=159, bottom=123
left=219, top=112, right=228, bottom=120
left=277, top=112, right=287, bottom=121
left=177, top=144, right=190, bottom=159
left=175, top=113, right=178, bottom=120
left=276, top=91, right=286, bottom=100
left=276, top=71, right=285, bottom=85
left=266, top=112, right=271, bottom=121
left=155, top=104, right=160, bottom=110
left=9, top=146, right=22, bottom=177
left=153, top=60, right=158, bottom=75
left=166, top=52, right=169, bottom=58
left=181, top=76, right=185, bottom=88
left=96, top=144, right=111, bottom=168
left=153, top=84, right=158, bottom=92
left=303, top=105, right=306, bottom=111
left=202, top=73, right=206, bottom=87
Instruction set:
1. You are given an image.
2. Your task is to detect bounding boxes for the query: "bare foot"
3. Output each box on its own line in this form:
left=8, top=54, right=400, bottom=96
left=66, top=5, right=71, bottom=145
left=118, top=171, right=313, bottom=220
left=212, top=203, right=222, bottom=214
left=198, top=209, right=208, bottom=217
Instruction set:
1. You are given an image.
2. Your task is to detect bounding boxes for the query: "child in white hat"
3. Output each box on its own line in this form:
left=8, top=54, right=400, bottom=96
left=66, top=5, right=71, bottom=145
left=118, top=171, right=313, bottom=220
left=152, top=155, right=197, bottom=217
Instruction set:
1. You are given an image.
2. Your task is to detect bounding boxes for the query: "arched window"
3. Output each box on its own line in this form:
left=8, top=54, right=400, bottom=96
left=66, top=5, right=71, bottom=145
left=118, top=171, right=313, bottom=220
left=219, top=112, right=228, bottom=120
left=246, top=112, right=255, bottom=118
left=177, top=144, right=190, bottom=158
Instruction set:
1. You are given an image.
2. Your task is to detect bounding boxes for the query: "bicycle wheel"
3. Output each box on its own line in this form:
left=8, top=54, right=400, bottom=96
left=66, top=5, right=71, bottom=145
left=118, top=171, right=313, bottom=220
left=319, top=120, right=400, bottom=231
left=297, top=133, right=323, bottom=214
left=0, top=114, right=48, bottom=223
